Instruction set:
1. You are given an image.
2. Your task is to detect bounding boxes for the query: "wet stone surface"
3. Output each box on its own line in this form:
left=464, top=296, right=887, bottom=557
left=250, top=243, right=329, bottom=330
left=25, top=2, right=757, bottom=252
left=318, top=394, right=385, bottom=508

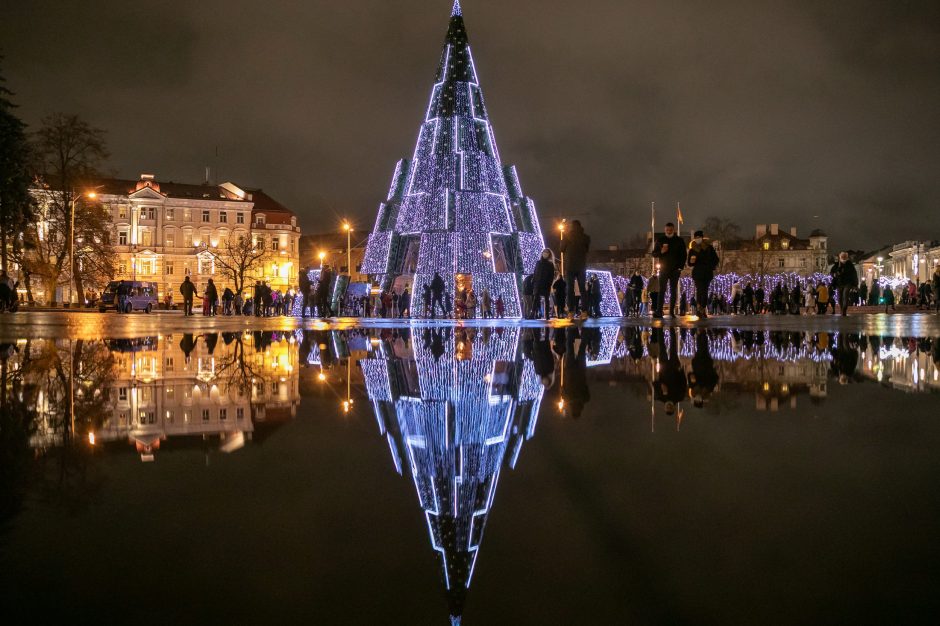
left=1, top=319, right=939, bottom=624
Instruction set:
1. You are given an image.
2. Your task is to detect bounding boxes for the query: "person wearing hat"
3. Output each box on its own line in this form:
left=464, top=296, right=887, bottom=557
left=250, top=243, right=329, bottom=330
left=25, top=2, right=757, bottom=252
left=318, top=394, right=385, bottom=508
left=687, top=229, right=720, bottom=319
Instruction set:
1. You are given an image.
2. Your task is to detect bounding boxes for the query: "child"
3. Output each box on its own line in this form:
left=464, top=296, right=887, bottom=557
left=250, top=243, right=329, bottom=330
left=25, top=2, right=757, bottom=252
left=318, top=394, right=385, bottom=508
left=494, top=294, right=505, bottom=319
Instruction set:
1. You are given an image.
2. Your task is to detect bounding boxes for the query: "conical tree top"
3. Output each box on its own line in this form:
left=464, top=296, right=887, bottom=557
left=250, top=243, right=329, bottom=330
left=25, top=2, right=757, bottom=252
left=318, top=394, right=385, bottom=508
left=432, top=0, right=479, bottom=116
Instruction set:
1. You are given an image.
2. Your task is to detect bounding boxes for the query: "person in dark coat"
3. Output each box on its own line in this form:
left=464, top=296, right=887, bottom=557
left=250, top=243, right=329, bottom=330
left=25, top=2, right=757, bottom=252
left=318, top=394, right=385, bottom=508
left=552, top=274, right=566, bottom=318
left=651, top=222, right=687, bottom=318
left=299, top=268, right=312, bottom=318
left=688, top=230, right=719, bottom=319
left=179, top=333, right=196, bottom=362
left=430, top=272, right=446, bottom=319
left=560, top=220, right=591, bottom=317
left=830, top=252, right=859, bottom=316
left=179, top=277, right=197, bottom=316
left=629, top=271, right=644, bottom=317
left=531, top=249, right=556, bottom=319
left=204, top=279, right=219, bottom=316
left=317, top=267, right=333, bottom=318
left=521, top=273, right=535, bottom=319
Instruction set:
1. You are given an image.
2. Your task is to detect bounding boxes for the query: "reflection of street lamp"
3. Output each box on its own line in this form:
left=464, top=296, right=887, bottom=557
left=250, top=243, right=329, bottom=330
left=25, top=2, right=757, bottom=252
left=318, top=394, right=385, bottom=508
left=342, top=221, right=353, bottom=277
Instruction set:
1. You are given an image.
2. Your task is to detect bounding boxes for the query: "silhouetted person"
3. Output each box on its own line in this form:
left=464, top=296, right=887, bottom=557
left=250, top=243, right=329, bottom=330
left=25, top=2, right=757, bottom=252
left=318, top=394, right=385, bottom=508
left=430, top=272, right=446, bottom=319
left=651, top=222, right=687, bottom=318
left=179, top=276, right=196, bottom=316
left=688, top=230, right=719, bottom=319
left=688, top=330, right=719, bottom=407
left=560, top=220, right=590, bottom=317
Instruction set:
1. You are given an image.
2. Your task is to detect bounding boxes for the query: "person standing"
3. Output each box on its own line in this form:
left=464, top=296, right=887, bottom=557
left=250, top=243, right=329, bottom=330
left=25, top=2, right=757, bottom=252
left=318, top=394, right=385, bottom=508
left=560, top=220, right=591, bottom=318
left=481, top=287, right=493, bottom=319
left=204, top=279, right=218, bottom=316
left=399, top=286, right=411, bottom=318
left=687, top=230, right=719, bottom=319
left=430, top=272, right=446, bottom=319
left=179, top=276, right=197, bottom=316
left=830, top=252, right=859, bottom=316
left=422, top=283, right=432, bottom=318
left=531, top=249, right=555, bottom=320
left=629, top=271, right=644, bottom=317
left=299, top=268, right=312, bottom=318
left=816, top=282, right=830, bottom=314
left=651, top=222, right=687, bottom=318
left=932, top=267, right=940, bottom=313
left=647, top=273, right=660, bottom=317
left=552, top=274, right=566, bottom=318
left=317, top=266, right=333, bottom=318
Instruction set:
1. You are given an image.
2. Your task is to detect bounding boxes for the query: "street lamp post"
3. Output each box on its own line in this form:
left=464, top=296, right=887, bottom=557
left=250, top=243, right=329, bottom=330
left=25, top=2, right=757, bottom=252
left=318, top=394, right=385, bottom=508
left=558, top=219, right=567, bottom=277
left=69, top=189, right=98, bottom=307
left=342, top=221, right=353, bottom=278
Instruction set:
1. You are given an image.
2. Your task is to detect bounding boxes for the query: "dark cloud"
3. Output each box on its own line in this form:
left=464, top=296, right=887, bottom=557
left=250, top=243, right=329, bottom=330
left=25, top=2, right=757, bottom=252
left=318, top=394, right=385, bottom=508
left=2, top=0, right=938, bottom=251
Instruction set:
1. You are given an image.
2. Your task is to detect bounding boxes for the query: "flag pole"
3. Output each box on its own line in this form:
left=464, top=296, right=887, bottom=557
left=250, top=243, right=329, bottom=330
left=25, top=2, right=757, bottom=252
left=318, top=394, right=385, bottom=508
left=650, top=201, right=656, bottom=275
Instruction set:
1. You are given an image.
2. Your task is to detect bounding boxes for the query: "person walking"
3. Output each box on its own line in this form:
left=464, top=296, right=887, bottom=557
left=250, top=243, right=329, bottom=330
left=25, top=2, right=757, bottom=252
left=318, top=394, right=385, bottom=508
left=422, top=283, right=432, bottom=318
left=830, top=252, right=859, bottom=316
left=399, top=286, right=411, bottom=318
left=465, top=287, right=478, bottom=319
left=222, top=287, right=234, bottom=315
left=560, top=220, right=591, bottom=318
left=651, top=222, right=687, bottom=318
left=430, top=272, right=446, bottom=319
left=531, top=249, right=555, bottom=320
left=742, top=283, right=755, bottom=314
left=234, top=290, right=244, bottom=316
left=179, top=276, right=197, bottom=316
left=731, top=280, right=742, bottom=314
left=816, top=282, right=830, bottom=314
left=521, top=273, right=535, bottom=319
left=687, top=230, right=719, bottom=319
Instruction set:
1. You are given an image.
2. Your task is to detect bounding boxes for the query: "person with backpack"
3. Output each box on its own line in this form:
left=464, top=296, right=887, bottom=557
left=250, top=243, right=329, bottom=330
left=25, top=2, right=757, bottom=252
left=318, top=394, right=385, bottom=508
left=687, top=230, right=719, bottom=319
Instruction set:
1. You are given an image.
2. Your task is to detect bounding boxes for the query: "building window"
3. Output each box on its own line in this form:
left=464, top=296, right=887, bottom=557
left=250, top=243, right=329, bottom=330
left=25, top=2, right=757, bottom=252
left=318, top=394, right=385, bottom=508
left=255, top=214, right=266, bottom=226
left=800, top=258, right=806, bottom=268
left=166, top=208, right=175, bottom=221
left=118, top=263, right=126, bottom=275
left=165, top=261, right=174, bottom=275
left=219, top=211, right=227, bottom=223
left=119, top=387, right=128, bottom=401
left=145, top=207, right=156, bottom=220
left=119, top=231, right=128, bottom=245
left=762, top=241, right=770, bottom=251
left=255, top=236, right=265, bottom=251
left=778, top=258, right=785, bottom=268
left=140, top=259, right=154, bottom=275
left=141, top=230, right=153, bottom=247
left=183, top=230, right=193, bottom=248
left=781, top=240, right=789, bottom=250
left=219, top=408, right=227, bottom=421
left=290, top=238, right=295, bottom=252
left=202, top=210, right=210, bottom=223
left=202, top=409, right=210, bottom=422
left=236, top=407, right=244, bottom=420
left=272, top=238, right=280, bottom=251
left=165, top=231, right=175, bottom=247
left=184, top=208, right=192, bottom=222
left=237, top=212, right=245, bottom=224
left=118, top=205, right=128, bottom=219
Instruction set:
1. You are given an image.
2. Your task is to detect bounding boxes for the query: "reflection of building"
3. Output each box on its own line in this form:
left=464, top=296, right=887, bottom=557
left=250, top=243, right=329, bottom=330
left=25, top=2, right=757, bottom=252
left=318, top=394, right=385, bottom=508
left=94, top=174, right=300, bottom=299
left=96, top=333, right=300, bottom=460
left=360, top=3, right=546, bottom=318
left=859, top=340, right=940, bottom=393
left=362, top=324, right=543, bottom=622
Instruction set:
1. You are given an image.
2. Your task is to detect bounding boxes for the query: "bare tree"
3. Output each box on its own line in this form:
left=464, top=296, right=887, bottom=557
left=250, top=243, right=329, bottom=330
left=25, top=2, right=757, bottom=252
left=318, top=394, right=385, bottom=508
left=29, top=114, right=109, bottom=304
left=208, top=235, right=266, bottom=295
left=702, top=216, right=741, bottom=273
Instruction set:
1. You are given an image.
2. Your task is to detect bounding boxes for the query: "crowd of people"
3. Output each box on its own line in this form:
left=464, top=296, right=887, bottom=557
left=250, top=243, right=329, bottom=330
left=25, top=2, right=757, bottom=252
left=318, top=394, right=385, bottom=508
left=176, top=275, right=299, bottom=317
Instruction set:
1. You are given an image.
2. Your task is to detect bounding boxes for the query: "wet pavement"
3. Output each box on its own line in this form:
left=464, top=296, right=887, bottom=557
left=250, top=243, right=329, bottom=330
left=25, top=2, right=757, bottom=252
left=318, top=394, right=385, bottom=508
left=1, top=319, right=939, bottom=624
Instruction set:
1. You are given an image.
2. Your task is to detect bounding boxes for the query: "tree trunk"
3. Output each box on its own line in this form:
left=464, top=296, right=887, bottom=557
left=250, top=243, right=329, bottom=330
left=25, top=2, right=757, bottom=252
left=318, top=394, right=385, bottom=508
left=44, top=274, right=58, bottom=305
left=1, top=225, right=7, bottom=273
left=74, top=269, right=85, bottom=307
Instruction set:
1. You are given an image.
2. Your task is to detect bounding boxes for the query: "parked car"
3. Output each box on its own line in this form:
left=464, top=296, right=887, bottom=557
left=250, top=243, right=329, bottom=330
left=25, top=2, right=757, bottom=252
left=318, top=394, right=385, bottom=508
left=100, top=281, right=159, bottom=313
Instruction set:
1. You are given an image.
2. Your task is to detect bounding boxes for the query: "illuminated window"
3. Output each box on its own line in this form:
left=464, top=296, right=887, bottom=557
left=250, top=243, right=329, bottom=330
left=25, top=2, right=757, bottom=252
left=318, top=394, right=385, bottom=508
left=183, top=230, right=193, bottom=248
left=165, top=261, right=174, bottom=275
left=118, top=205, right=128, bottom=219
left=166, top=208, right=175, bottom=221
left=202, top=210, right=210, bottom=223
left=165, top=231, right=175, bottom=247
left=781, top=239, right=789, bottom=250
left=762, top=241, right=770, bottom=250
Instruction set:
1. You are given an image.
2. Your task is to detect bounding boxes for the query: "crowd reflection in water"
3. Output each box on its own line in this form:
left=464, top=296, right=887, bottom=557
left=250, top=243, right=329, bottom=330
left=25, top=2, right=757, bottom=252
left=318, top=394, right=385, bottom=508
left=1, top=327, right=939, bottom=622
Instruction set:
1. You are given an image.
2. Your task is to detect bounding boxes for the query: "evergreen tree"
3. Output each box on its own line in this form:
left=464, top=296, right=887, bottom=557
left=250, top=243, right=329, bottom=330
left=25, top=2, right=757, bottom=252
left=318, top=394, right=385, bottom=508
left=0, top=55, right=33, bottom=274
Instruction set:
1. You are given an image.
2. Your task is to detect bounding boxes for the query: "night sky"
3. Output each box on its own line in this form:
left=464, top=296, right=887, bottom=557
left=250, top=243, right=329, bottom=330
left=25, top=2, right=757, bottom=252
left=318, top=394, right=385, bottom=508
left=2, top=0, right=938, bottom=251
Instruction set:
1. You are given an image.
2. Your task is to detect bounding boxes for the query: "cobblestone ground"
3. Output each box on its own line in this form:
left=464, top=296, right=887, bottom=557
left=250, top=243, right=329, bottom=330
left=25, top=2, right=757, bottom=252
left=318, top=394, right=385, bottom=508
left=1, top=309, right=939, bottom=340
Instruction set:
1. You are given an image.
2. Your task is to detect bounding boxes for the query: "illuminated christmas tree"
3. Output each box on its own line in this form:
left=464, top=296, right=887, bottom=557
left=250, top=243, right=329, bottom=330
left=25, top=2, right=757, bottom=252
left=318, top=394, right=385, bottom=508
left=362, top=326, right=544, bottom=622
left=361, top=0, right=546, bottom=318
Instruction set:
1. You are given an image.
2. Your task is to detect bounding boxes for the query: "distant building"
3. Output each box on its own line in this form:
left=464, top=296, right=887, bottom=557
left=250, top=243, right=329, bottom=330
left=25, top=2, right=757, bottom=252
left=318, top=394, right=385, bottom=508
left=300, top=231, right=368, bottom=282
left=719, top=224, right=829, bottom=277
left=860, top=240, right=940, bottom=285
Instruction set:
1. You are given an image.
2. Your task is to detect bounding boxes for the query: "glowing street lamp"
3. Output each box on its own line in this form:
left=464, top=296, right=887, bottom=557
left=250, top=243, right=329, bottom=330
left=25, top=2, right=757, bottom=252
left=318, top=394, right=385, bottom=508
left=318, top=251, right=326, bottom=269
left=558, top=219, right=567, bottom=276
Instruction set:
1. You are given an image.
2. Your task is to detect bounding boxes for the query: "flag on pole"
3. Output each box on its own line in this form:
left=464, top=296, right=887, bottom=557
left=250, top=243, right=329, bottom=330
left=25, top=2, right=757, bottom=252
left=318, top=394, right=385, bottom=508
left=676, top=202, right=683, bottom=237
